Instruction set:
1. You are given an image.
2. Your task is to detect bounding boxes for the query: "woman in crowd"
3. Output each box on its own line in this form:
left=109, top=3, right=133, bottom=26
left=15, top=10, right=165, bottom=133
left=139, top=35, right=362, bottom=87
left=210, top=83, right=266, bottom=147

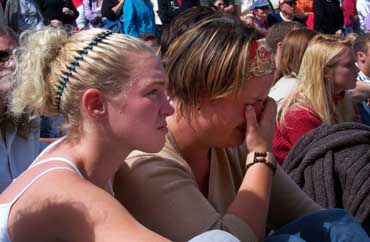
left=123, top=0, right=158, bottom=37
left=0, top=26, right=39, bottom=192
left=269, top=28, right=317, bottom=105
left=114, top=14, right=369, bottom=242
left=83, top=0, right=103, bottom=28
left=273, top=34, right=358, bottom=164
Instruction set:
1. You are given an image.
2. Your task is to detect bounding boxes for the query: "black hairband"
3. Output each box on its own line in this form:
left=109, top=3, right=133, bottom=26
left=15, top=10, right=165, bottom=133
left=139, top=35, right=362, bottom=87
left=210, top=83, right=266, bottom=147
left=55, top=30, right=113, bottom=112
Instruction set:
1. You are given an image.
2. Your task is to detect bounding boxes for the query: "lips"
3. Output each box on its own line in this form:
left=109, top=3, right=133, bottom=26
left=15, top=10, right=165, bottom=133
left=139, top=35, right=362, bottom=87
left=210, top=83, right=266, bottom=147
left=157, top=122, right=168, bottom=132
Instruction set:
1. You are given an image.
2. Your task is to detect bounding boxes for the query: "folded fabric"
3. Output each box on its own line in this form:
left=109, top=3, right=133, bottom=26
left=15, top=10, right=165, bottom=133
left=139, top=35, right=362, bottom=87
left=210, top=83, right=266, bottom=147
left=283, top=122, right=370, bottom=224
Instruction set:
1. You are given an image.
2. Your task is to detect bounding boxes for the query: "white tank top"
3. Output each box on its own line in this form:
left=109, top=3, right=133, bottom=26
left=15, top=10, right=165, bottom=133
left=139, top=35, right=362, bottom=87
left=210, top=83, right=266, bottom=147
left=0, top=138, right=84, bottom=242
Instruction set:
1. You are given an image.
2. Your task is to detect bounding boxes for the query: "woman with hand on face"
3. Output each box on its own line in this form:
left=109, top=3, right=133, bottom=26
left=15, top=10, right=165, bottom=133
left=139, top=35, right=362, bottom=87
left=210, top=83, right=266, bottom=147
left=0, top=27, right=177, bottom=242
left=114, top=14, right=370, bottom=242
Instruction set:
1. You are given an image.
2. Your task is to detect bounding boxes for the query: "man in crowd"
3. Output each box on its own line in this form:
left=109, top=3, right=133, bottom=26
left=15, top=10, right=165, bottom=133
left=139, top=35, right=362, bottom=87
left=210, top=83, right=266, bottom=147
left=268, top=0, right=305, bottom=26
left=350, top=33, right=370, bottom=125
left=0, top=26, right=39, bottom=192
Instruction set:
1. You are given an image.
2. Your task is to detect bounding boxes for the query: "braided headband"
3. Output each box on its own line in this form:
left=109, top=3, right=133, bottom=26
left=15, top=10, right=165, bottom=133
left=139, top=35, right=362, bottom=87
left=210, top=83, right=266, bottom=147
left=55, top=30, right=113, bottom=112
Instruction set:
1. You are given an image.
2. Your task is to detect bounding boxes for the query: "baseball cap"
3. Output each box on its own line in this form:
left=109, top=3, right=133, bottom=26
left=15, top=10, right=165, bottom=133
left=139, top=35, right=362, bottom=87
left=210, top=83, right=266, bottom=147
left=278, top=0, right=296, bottom=6
left=251, top=0, right=270, bottom=9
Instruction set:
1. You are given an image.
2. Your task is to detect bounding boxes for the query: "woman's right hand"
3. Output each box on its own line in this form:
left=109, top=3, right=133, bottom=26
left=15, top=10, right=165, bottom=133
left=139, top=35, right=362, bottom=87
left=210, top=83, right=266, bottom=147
left=244, top=97, right=277, bottom=152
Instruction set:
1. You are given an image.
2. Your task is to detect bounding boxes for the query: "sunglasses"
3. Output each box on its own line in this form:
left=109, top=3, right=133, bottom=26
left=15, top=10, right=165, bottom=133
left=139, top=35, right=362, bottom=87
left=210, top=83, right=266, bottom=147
left=0, top=51, right=11, bottom=64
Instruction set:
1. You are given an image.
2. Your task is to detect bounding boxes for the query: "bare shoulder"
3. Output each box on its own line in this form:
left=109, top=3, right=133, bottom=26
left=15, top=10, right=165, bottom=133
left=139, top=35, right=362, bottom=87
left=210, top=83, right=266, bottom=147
left=7, top=169, right=169, bottom=242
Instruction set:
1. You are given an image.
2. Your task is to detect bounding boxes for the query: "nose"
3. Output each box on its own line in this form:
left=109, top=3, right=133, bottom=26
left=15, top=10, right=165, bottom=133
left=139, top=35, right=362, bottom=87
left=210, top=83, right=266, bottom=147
left=162, top=96, right=175, bottom=117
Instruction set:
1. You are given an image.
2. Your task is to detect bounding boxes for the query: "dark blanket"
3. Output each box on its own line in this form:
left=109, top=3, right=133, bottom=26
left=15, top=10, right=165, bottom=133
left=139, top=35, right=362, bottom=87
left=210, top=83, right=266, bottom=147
left=283, top=122, right=370, bottom=223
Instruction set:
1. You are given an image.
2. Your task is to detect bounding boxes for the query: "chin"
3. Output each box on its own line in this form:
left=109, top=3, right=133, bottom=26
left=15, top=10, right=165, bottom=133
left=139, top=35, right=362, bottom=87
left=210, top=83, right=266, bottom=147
left=141, top=137, right=166, bottom=153
left=219, top=135, right=245, bottom=148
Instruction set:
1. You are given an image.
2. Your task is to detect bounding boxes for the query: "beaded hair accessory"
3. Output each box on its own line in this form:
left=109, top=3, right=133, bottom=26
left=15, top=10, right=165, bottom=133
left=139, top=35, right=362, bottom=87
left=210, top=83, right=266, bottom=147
left=246, top=38, right=275, bottom=80
left=55, top=30, right=113, bottom=112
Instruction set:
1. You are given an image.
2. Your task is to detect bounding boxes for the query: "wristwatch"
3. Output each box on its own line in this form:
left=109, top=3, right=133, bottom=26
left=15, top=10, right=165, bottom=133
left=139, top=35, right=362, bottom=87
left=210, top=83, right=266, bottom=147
left=245, top=152, right=276, bottom=175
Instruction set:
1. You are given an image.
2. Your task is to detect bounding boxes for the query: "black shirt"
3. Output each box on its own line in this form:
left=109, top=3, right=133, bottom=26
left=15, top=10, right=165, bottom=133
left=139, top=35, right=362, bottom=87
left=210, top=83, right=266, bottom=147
left=35, top=0, right=79, bottom=25
left=313, top=0, right=343, bottom=34
left=101, top=0, right=121, bottom=21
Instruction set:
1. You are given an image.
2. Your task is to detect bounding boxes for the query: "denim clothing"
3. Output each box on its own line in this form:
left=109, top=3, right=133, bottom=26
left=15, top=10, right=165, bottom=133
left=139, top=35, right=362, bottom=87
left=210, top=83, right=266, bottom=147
left=266, top=209, right=370, bottom=242
left=123, top=0, right=157, bottom=37
left=101, top=16, right=124, bottom=33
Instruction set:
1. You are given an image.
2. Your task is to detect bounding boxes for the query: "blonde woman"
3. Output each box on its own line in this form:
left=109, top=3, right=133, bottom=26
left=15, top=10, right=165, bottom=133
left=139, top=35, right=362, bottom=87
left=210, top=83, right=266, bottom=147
left=273, top=34, right=358, bottom=164
left=114, top=15, right=369, bottom=242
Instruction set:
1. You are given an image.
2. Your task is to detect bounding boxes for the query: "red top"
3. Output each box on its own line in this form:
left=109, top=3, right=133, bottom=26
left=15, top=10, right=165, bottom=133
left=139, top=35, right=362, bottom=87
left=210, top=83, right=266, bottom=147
left=273, top=106, right=322, bottom=165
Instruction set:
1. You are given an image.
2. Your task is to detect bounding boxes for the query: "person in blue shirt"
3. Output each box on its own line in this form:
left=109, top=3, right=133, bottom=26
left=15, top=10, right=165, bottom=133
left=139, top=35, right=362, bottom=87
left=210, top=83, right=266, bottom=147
left=124, top=0, right=158, bottom=37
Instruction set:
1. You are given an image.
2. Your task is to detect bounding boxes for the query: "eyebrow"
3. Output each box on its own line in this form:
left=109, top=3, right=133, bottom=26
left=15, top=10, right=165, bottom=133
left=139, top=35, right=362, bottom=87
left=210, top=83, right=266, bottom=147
left=143, top=79, right=167, bottom=88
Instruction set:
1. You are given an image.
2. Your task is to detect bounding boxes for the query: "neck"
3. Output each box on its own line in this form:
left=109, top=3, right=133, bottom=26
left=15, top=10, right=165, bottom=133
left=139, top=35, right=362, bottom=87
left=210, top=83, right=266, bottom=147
left=167, top=112, right=211, bottom=195
left=63, top=132, right=131, bottom=191
left=358, top=63, right=370, bottom=78
left=281, top=11, right=293, bottom=20
left=167, top=114, right=209, bottom=164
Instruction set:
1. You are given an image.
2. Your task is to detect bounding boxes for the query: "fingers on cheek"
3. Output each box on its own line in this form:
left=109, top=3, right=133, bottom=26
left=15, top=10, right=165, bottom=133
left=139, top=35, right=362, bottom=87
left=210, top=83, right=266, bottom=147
left=253, top=104, right=264, bottom=120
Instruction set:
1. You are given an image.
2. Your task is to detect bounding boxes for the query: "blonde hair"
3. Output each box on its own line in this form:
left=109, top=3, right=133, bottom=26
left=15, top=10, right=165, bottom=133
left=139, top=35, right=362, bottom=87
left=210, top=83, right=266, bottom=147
left=278, top=34, right=355, bottom=125
left=10, top=27, right=153, bottom=136
left=162, top=15, right=256, bottom=116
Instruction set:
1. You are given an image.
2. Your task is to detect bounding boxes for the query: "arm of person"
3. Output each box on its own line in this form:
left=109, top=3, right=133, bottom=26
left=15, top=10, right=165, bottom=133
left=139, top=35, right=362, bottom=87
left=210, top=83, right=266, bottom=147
left=227, top=98, right=276, bottom=242
left=8, top=169, right=170, bottom=242
left=63, top=0, right=79, bottom=20
left=112, top=0, right=125, bottom=15
left=83, top=0, right=97, bottom=21
left=267, top=165, right=322, bottom=229
left=123, top=0, right=139, bottom=37
left=284, top=107, right=322, bottom=146
left=115, top=155, right=258, bottom=242
left=348, top=80, right=370, bottom=103
left=102, top=0, right=123, bottom=19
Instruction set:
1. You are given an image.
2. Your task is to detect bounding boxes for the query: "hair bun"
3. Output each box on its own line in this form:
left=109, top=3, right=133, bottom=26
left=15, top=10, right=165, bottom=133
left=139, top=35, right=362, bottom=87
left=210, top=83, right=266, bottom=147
left=11, top=27, right=70, bottom=118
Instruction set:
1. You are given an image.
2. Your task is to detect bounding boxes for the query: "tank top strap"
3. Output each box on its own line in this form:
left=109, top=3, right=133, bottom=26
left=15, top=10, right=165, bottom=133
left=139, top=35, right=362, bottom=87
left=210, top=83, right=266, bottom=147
left=29, top=157, right=84, bottom=178
left=30, top=137, right=66, bottom=166
left=9, top=166, right=83, bottom=205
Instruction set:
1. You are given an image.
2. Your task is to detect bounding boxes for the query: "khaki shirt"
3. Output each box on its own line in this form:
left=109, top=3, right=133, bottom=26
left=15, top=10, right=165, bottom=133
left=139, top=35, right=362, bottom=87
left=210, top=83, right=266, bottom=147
left=115, top=133, right=320, bottom=242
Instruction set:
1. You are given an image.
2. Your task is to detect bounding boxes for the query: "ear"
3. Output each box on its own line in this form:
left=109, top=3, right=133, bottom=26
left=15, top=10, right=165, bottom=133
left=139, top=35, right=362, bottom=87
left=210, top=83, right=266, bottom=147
left=324, top=66, right=334, bottom=81
left=81, top=88, right=107, bottom=120
left=276, top=41, right=283, bottom=50
left=357, top=51, right=366, bottom=63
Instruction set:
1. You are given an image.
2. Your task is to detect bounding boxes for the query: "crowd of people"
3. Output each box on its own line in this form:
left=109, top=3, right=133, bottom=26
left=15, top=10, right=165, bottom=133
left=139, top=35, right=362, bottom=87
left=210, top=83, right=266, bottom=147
left=1, top=0, right=370, bottom=241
